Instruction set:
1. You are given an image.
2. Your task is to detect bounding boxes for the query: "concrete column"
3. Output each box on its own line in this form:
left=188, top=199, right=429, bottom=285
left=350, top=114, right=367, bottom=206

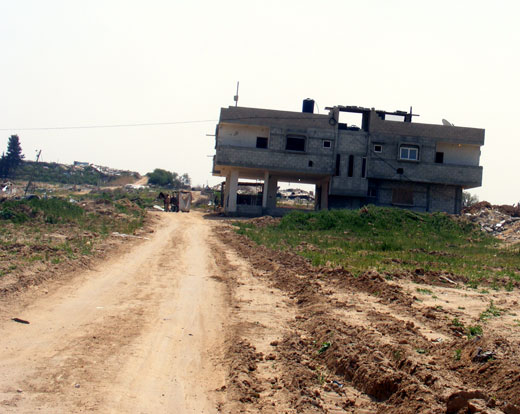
left=262, top=171, right=269, bottom=208
left=320, top=179, right=329, bottom=210
left=223, top=175, right=231, bottom=211
left=227, top=169, right=239, bottom=213
left=266, top=175, right=278, bottom=211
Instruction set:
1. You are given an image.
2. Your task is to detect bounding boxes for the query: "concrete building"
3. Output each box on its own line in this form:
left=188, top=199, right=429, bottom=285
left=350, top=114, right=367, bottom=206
left=212, top=100, right=484, bottom=216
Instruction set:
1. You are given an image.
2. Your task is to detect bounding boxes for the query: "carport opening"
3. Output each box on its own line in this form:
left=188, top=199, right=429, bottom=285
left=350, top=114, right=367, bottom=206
left=276, top=181, right=315, bottom=210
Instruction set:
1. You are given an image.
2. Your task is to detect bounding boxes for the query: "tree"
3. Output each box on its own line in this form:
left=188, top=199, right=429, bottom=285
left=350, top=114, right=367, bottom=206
left=180, top=173, right=191, bottom=189
left=147, top=168, right=174, bottom=187
left=147, top=169, right=192, bottom=189
left=6, top=135, right=24, bottom=168
left=0, top=135, right=25, bottom=178
left=462, top=191, right=479, bottom=207
left=0, top=152, right=8, bottom=179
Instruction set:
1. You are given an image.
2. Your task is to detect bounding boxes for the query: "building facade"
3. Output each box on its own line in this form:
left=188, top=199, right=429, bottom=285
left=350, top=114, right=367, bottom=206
left=212, top=101, right=484, bottom=216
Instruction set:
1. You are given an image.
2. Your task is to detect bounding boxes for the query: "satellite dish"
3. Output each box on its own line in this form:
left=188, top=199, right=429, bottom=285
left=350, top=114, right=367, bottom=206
left=442, top=119, right=454, bottom=126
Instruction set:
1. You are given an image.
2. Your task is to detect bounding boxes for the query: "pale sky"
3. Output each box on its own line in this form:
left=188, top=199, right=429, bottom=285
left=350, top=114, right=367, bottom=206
left=1, top=1, right=519, bottom=204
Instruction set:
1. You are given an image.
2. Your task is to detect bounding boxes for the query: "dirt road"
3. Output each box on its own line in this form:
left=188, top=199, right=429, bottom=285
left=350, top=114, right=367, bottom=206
left=2, top=210, right=520, bottom=413
left=0, top=212, right=228, bottom=413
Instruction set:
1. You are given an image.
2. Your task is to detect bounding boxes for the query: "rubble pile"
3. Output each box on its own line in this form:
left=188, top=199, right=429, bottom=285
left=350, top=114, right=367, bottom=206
left=463, top=201, right=520, bottom=244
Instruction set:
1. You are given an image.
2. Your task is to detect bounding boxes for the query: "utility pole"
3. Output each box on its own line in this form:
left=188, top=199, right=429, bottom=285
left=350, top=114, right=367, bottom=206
left=234, top=81, right=239, bottom=107
left=24, top=150, right=42, bottom=196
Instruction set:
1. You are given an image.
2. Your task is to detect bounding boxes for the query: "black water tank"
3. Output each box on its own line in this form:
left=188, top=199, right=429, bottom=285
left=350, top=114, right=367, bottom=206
left=302, top=98, right=315, bottom=113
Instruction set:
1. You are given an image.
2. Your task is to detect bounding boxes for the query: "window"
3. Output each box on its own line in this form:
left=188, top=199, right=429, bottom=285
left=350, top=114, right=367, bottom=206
left=347, top=155, right=354, bottom=177
left=361, top=157, right=367, bottom=178
left=256, top=137, right=268, bottom=149
left=435, top=152, right=444, bottom=164
left=374, top=144, right=382, bottom=153
left=392, top=189, right=414, bottom=206
left=368, top=187, right=377, bottom=198
left=285, top=134, right=306, bottom=151
left=399, top=145, right=419, bottom=161
left=323, top=140, right=331, bottom=148
left=335, top=154, right=341, bottom=176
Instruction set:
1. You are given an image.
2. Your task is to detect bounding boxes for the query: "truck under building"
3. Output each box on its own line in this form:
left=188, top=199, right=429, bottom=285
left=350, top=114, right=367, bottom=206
left=212, top=100, right=484, bottom=216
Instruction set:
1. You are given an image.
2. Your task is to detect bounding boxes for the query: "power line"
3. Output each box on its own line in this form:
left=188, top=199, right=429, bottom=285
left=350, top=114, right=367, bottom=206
left=0, top=119, right=218, bottom=131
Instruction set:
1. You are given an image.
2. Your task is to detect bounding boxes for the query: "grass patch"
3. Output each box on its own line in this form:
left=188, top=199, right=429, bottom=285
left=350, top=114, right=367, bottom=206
left=479, top=301, right=502, bottom=322
left=233, top=206, right=520, bottom=287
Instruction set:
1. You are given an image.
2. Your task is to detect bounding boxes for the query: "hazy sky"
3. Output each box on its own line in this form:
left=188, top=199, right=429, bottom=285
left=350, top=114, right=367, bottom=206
left=1, top=1, right=518, bottom=204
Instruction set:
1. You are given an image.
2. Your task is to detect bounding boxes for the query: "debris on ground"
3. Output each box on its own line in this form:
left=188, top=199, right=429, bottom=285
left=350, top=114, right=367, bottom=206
left=472, top=348, right=496, bottom=363
left=463, top=202, right=520, bottom=243
left=11, top=318, right=30, bottom=324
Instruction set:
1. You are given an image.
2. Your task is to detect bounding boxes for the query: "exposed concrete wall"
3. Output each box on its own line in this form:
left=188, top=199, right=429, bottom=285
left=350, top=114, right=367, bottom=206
left=368, top=157, right=483, bottom=188
left=218, top=123, right=270, bottom=148
left=369, top=111, right=485, bottom=145
left=215, top=146, right=334, bottom=175
left=436, top=142, right=480, bottom=166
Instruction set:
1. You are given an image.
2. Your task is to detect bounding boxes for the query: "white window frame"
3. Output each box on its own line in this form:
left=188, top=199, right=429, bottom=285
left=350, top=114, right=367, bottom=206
left=399, top=145, right=419, bottom=161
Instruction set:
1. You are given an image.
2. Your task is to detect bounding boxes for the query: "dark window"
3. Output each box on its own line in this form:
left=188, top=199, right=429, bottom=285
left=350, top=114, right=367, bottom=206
left=392, top=189, right=414, bottom=206
left=308, top=160, right=313, bottom=167
left=286, top=135, right=306, bottom=151
left=256, top=137, right=268, bottom=149
left=374, top=144, right=382, bottom=153
left=361, top=157, right=367, bottom=178
left=323, top=140, right=331, bottom=148
left=347, top=155, right=354, bottom=177
left=335, top=154, right=341, bottom=176
left=435, top=152, right=444, bottom=164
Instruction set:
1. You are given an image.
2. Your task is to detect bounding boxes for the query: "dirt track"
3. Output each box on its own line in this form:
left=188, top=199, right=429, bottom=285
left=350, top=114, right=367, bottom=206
left=0, top=212, right=228, bottom=413
left=2, top=211, right=520, bottom=413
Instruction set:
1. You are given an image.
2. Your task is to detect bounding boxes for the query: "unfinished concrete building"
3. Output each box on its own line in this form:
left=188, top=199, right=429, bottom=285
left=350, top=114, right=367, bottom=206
left=212, top=100, right=484, bottom=216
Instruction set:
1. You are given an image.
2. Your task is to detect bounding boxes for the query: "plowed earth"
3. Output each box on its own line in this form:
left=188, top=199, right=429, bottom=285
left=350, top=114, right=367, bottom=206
left=216, top=223, right=520, bottom=414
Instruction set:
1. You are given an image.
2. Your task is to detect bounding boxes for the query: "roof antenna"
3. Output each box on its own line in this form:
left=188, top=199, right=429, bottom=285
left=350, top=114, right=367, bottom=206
left=234, top=81, right=239, bottom=107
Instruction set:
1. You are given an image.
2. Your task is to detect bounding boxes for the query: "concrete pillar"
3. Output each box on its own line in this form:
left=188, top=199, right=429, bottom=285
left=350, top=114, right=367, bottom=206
left=267, top=176, right=278, bottom=210
left=314, top=184, right=321, bottom=211
left=223, top=175, right=231, bottom=211
left=227, top=170, right=239, bottom=213
left=262, top=171, right=269, bottom=208
left=320, top=179, right=329, bottom=210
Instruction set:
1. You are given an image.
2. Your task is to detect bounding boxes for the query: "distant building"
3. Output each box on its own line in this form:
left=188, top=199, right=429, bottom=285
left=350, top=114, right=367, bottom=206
left=212, top=100, right=484, bottom=216
left=73, top=161, right=90, bottom=167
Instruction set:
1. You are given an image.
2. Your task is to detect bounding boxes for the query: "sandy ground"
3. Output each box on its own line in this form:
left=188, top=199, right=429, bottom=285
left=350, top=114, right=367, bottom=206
left=0, top=211, right=228, bottom=413
left=2, top=210, right=520, bottom=413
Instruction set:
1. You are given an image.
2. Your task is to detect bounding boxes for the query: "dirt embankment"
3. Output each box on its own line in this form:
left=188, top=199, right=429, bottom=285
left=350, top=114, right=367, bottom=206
left=216, top=224, right=520, bottom=414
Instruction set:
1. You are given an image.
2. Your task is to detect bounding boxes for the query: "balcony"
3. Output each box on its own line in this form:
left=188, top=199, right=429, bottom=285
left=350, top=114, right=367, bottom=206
left=368, top=158, right=483, bottom=188
left=214, top=145, right=334, bottom=176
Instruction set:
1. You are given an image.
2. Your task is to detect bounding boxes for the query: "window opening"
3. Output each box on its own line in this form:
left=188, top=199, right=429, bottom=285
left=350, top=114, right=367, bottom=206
left=374, top=144, right=382, bottom=153
left=335, top=154, right=341, bottom=176
left=347, top=155, right=354, bottom=177
left=323, top=140, right=331, bottom=148
left=361, top=157, right=367, bottom=178
left=308, top=160, right=313, bottom=167
left=286, top=135, right=306, bottom=152
left=435, top=152, right=444, bottom=164
left=256, top=137, right=268, bottom=149
left=399, top=145, right=419, bottom=161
